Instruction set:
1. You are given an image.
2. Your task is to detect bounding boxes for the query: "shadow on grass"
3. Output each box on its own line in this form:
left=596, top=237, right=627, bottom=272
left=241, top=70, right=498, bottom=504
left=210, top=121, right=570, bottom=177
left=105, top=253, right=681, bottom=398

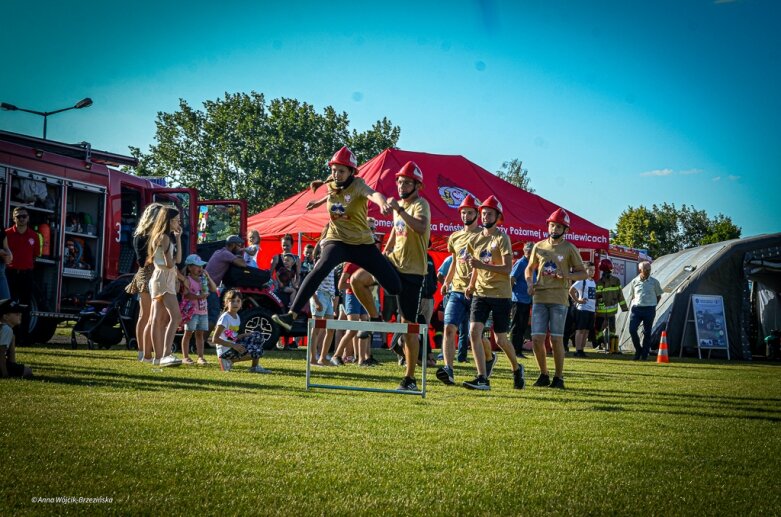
left=30, top=365, right=306, bottom=394
left=535, top=387, right=781, bottom=423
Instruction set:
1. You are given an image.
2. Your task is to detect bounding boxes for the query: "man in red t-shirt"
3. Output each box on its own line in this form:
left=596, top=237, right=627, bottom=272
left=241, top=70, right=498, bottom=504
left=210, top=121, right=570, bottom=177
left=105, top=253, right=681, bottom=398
left=5, top=207, right=40, bottom=345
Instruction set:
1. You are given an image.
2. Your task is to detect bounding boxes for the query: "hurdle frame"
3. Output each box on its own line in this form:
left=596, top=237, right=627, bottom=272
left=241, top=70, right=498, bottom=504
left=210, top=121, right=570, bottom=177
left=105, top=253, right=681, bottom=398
left=305, top=318, right=428, bottom=398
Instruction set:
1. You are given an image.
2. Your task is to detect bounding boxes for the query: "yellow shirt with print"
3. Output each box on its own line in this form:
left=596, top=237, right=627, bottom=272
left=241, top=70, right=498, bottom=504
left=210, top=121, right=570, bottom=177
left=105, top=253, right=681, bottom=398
left=467, top=230, right=513, bottom=299
left=447, top=227, right=481, bottom=293
left=321, top=177, right=375, bottom=245
left=530, top=239, right=584, bottom=305
left=387, top=197, right=431, bottom=276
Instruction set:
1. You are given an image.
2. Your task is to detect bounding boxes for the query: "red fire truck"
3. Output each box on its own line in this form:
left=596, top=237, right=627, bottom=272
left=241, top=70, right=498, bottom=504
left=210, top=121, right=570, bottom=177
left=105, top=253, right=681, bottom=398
left=0, top=130, right=291, bottom=345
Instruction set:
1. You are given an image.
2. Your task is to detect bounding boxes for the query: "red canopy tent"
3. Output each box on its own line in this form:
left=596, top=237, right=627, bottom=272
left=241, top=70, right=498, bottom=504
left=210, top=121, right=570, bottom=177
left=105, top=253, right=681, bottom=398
left=248, top=149, right=608, bottom=264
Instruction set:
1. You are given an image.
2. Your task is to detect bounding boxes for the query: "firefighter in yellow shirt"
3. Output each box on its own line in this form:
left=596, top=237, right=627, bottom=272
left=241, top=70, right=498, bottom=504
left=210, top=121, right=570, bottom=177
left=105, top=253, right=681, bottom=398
left=462, top=196, right=525, bottom=391
left=273, top=146, right=402, bottom=332
left=525, top=208, right=587, bottom=389
left=435, top=194, right=481, bottom=386
left=382, top=161, right=431, bottom=392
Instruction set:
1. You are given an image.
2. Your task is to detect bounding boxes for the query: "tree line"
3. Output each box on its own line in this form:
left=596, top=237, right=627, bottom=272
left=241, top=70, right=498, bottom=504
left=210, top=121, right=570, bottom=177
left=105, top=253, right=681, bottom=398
left=130, top=91, right=740, bottom=257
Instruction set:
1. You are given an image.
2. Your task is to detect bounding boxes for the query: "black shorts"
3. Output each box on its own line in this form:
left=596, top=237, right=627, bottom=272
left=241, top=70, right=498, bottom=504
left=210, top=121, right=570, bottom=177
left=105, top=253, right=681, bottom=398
left=395, top=272, right=424, bottom=322
left=470, top=297, right=511, bottom=334
left=574, top=309, right=595, bottom=331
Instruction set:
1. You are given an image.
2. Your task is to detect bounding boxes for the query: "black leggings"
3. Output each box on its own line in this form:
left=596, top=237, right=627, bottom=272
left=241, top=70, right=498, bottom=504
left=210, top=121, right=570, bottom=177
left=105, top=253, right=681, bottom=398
left=290, top=240, right=402, bottom=316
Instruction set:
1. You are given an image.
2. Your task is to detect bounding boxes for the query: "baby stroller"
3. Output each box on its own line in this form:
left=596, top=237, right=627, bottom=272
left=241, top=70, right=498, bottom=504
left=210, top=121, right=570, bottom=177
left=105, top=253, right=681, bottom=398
left=71, top=274, right=137, bottom=350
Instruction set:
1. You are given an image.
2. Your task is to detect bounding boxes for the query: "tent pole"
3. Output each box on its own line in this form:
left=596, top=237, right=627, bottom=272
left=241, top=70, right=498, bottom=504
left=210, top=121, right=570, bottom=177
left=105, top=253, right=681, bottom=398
left=297, top=232, right=303, bottom=258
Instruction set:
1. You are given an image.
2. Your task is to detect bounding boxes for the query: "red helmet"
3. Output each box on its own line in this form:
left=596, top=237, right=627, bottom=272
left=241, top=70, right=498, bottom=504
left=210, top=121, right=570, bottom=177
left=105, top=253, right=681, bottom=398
left=328, top=146, right=358, bottom=169
left=458, top=194, right=479, bottom=212
left=599, top=258, right=613, bottom=272
left=479, top=195, right=503, bottom=219
left=546, top=208, right=571, bottom=228
left=395, top=161, right=424, bottom=186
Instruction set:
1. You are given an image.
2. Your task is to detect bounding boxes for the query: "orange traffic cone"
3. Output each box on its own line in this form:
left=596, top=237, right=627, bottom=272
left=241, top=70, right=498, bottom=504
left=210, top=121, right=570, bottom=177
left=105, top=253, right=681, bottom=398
left=657, top=331, right=670, bottom=364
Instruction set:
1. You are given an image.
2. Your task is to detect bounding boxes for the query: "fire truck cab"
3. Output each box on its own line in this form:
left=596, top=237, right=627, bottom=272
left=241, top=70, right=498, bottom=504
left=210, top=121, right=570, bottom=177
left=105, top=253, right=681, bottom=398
left=0, top=130, right=247, bottom=343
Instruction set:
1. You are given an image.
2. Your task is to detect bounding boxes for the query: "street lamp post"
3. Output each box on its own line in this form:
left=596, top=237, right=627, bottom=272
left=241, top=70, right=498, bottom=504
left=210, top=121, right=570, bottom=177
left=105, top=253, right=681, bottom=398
left=0, top=97, right=93, bottom=139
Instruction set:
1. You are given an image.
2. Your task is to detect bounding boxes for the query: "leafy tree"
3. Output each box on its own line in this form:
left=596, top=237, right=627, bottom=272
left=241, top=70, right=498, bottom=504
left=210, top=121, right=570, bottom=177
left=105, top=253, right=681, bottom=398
left=128, top=92, right=400, bottom=213
left=613, top=204, right=741, bottom=257
left=495, top=159, right=534, bottom=192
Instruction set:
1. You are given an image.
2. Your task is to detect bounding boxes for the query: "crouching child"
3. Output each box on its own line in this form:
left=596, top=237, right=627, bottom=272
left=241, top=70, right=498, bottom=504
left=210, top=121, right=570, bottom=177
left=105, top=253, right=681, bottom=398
left=211, top=290, right=270, bottom=374
left=0, top=300, right=33, bottom=379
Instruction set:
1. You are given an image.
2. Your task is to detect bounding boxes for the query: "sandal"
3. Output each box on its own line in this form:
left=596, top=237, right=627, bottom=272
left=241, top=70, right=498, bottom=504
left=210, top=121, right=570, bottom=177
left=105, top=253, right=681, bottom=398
left=196, top=358, right=208, bottom=366
left=182, top=357, right=195, bottom=365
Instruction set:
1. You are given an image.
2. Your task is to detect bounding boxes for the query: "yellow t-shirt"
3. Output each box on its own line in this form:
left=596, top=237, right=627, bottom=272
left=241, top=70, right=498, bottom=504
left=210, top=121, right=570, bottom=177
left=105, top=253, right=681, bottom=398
left=387, top=197, right=431, bottom=276
left=467, top=230, right=513, bottom=299
left=321, top=178, right=375, bottom=245
left=529, top=239, right=584, bottom=305
left=447, top=227, right=481, bottom=293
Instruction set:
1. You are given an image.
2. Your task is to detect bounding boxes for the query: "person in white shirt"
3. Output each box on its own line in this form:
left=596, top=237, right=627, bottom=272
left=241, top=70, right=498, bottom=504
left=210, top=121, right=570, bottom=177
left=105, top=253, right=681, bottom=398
left=569, top=262, right=596, bottom=358
left=626, top=261, right=664, bottom=360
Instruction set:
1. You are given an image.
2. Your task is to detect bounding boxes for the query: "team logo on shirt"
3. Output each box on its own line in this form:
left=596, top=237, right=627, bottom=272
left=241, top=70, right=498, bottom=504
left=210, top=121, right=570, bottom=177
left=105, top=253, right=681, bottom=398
left=394, top=219, right=407, bottom=236
left=344, top=194, right=352, bottom=203
left=457, top=248, right=469, bottom=263
left=329, top=203, right=349, bottom=221
left=557, top=255, right=564, bottom=262
left=542, top=260, right=558, bottom=277
left=479, top=249, right=492, bottom=263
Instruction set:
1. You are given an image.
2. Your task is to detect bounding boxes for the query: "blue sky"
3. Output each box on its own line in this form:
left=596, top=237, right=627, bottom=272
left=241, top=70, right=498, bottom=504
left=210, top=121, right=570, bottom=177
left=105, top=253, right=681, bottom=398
left=2, top=0, right=779, bottom=238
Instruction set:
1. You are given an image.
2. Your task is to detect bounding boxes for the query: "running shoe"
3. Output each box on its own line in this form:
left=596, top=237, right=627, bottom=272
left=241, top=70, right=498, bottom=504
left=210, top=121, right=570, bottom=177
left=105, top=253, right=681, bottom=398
left=272, top=312, right=295, bottom=331
left=485, top=352, right=497, bottom=378
left=462, top=376, right=490, bottom=391
left=435, top=366, right=455, bottom=386
left=219, top=357, right=233, bottom=372
left=248, top=365, right=271, bottom=374
left=513, top=365, right=525, bottom=389
left=159, top=355, right=182, bottom=367
left=549, top=376, right=565, bottom=389
left=396, top=376, right=419, bottom=392
left=533, top=373, right=551, bottom=387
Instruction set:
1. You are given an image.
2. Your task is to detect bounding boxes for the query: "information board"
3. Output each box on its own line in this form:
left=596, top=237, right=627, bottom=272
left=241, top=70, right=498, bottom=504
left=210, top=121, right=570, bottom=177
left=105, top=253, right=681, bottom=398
left=691, top=295, right=729, bottom=352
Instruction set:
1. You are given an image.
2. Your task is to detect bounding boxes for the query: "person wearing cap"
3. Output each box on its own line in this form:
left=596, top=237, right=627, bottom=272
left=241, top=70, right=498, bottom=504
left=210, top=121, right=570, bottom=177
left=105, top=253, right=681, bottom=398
left=205, top=235, right=248, bottom=331
left=0, top=300, right=32, bottom=379
left=435, top=194, right=482, bottom=386
left=180, top=254, right=218, bottom=365
left=381, top=161, right=431, bottom=392
left=509, top=241, right=535, bottom=359
left=272, top=146, right=401, bottom=336
left=462, top=195, right=525, bottom=391
left=526, top=208, right=588, bottom=389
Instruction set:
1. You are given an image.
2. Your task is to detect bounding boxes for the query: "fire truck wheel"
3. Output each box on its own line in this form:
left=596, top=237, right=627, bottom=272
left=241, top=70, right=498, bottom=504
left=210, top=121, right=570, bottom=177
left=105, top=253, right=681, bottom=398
left=28, top=320, right=58, bottom=345
left=240, top=307, right=281, bottom=351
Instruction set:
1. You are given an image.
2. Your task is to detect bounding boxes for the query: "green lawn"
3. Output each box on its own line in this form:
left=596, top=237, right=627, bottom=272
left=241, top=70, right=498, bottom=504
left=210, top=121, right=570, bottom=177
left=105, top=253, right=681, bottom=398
left=2, top=345, right=780, bottom=516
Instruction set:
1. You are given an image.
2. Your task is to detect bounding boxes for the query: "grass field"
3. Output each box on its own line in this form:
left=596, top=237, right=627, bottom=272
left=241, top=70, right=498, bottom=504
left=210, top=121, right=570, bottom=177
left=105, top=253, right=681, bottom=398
left=2, top=344, right=780, bottom=516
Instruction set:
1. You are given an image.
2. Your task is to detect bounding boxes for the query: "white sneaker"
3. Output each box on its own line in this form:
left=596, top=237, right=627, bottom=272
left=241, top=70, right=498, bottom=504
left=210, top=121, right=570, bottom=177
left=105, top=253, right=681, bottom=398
left=248, top=365, right=271, bottom=374
left=219, top=357, right=233, bottom=372
left=140, top=358, right=153, bottom=364
left=159, top=355, right=182, bottom=367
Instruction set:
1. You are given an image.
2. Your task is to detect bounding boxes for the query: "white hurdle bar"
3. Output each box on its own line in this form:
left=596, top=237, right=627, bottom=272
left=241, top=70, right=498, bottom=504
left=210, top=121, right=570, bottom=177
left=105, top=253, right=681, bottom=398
left=306, top=318, right=428, bottom=398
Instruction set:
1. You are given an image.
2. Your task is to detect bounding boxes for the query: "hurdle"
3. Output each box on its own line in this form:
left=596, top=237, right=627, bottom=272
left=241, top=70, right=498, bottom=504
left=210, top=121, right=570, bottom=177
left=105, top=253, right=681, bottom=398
left=306, top=318, right=429, bottom=398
